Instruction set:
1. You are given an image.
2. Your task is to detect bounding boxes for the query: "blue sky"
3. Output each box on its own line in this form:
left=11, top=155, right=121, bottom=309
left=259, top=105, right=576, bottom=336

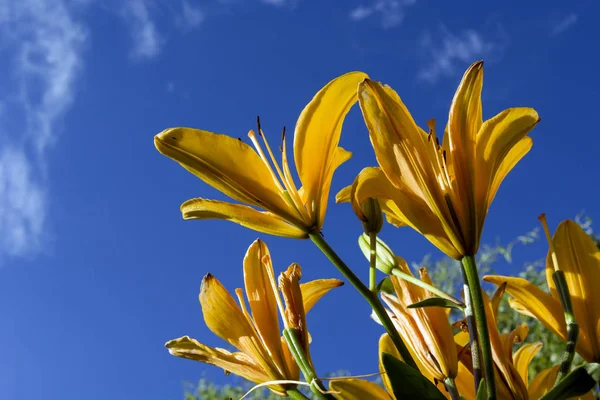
left=0, top=0, right=597, bottom=399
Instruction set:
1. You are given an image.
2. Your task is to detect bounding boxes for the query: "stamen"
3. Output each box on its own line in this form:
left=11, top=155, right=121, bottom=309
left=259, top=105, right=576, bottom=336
left=248, top=130, right=285, bottom=192
left=281, top=126, right=286, bottom=141
left=539, top=214, right=561, bottom=272
left=235, top=288, right=257, bottom=328
left=262, top=254, right=288, bottom=326
left=256, top=116, right=263, bottom=137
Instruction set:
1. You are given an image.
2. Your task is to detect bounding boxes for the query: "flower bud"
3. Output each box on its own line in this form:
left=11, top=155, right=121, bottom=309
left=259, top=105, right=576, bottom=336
left=360, top=198, right=383, bottom=235
left=358, top=233, right=397, bottom=274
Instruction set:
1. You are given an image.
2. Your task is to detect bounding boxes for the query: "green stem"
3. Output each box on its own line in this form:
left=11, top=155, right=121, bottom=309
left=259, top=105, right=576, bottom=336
left=552, top=270, right=579, bottom=383
left=390, top=268, right=464, bottom=307
left=369, top=232, right=377, bottom=292
left=309, top=232, right=419, bottom=371
left=283, top=328, right=333, bottom=400
left=444, top=377, right=461, bottom=400
left=461, top=255, right=496, bottom=400
left=286, top=389, right=310, bottom=400
left=461, top=281, right=482, bottom=391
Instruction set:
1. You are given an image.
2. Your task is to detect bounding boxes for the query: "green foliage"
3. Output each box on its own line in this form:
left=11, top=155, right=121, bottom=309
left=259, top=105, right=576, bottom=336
left=182, top=378, right=282, bottom=400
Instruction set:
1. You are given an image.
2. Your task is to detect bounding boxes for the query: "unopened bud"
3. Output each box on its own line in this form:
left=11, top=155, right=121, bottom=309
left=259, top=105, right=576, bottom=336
left=361, top=198, right=383, bottom=234
left=358, top=233, right=397, bottom=274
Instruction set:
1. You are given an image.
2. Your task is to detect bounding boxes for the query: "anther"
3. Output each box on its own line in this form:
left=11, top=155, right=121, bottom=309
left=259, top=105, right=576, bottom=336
left=442, top=150, right=447, bottom=163
left=281, top=126, right=286, bottom=141
left=256, top=116, right=263, bottom=137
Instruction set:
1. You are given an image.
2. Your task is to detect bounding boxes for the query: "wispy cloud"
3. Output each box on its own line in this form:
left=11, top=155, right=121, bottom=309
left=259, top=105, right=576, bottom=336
left=261, top=0, right=299, bottom=8
left=418, top=28, right=494, bottom=83
left=124, top=0, right=162, bottom=60
left=175, top=0, right=204, bottom=31
left=551, top=13, right=578, bottom=36
left=0, top=0, right=86, bottom=259
left=349, top=0, right=416, bottom=29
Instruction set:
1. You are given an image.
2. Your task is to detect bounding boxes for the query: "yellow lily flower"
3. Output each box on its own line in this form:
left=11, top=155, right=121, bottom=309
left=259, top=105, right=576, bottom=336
left=330, top=333, right=472, bottom=400
left=165, top=239, right=343, bottom=395
left=380, top=263, right=459, bottom=382
left=455, top=284, right=593, bottom=399
left=336, top=61, right=539, bottom=258
left=154, top=72, right=368, bottom=238
left=485, top=219, right=600, bottom=363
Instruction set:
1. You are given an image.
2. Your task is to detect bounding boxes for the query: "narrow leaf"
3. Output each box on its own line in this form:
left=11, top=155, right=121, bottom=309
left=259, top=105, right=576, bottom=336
left=407, top=296, right=465, bottom=310
left=382, top=353, right=447, bottom=400
left=539, top=363, right=600, bottom=400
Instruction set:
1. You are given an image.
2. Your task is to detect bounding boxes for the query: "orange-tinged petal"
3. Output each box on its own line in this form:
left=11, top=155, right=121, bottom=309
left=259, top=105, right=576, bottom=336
left=165, top=336, right=275, bottom=388
left=547, top=220, right=600, bottom=361
left=484, top=275, right=567, bottom=341
left=528, top=365, right=559, bottom=399
left=316, top=146, right=353, bottom=227
left=155, top=128, right=293, bottom=218
left=474, top=107, right=539, bottom=234
left=454, top=362, right=476, bottom=400
left=278, top=263, right=311, bottom=360
left=242, top=240, right=287, bottom=374
left=294, top=71, right=368, bottom=227
left=199, top=274, right=281, bottom=379
left=330, top=379, right=392, bottom=400
left=512, top=342, right=542, bottom=385
left=486, top=136, right=532, bottom=207
left=446, top=61, right=483, bottom=254
left=300, top=278, right=344, bottom=313
left=181, top=198, right=308, bottom=238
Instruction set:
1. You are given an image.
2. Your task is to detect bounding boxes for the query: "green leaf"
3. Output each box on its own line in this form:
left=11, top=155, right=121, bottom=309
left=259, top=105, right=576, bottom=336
left=540, top=363, right=600, bottom=400
left=382, top=353, right=446, bottom=400
left=407, top=296, right=465, bottom=310
left=475, top=380, right=486, bottom=400
left=377, top=277, right=394, bottom=295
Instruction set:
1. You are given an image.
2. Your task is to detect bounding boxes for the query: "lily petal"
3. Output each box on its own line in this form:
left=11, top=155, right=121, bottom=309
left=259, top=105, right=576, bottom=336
left=548, top=220, right=600, bottom=361
left=475, top=107, right=539, bottom=233
left=528, top=365, right=559, bottom=399
left=512, top=342, right=542, bottom=385
left=300, top=278, right=344, bottom=313
left=199, top=274, right=280, bottom=378
left=242, top=240, right=287, bottom=373
left=155, top=128, right=292, bottom=217
left=484, top=275, right=567, bottom=341
left=181, top=198, right=308, bottom=238
left=165, top=336, right=273, bottom=388
left=446, top=61, right=483, bottom=252
left=330, top=379, right=391, bottom=400
left=379, top=333, right=400, bottom=395
left=294, top=71, right=368, bottom=227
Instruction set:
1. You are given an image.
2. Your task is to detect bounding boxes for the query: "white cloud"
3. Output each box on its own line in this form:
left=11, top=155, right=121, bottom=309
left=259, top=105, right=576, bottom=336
left=125, top=0, right=162, bottom=60
left=551, top=13, right=578, bottom=36
left=349, top=0, right=416, bottom=28
left=261, top=0, right=298, bottom=7
left=176, top=0, right=204, bottom=31
left=0, top=0, right=86, bottom=259
left=418, top=28, right=493, bottom=83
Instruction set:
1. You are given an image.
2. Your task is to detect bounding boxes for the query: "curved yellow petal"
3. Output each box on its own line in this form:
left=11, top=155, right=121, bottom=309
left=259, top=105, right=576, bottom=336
left=300, top=278, right=344, bottom=313
left=484, top=275, right=567, bottom=341
left=379, top=334, right=400, bottom=394
left=528, top=365, right=559, bottom=399
left=330, top=379, right=392, bottom=400
left=474, top=107, right=539, bottom=234
left=181, top=198, right=308, bottom=238
left=512, top=342, right=542, bottom=385
left=446, top=61, right=483, bottom=253
left=358, top=80, right=465, bottom=257
left=486, top=136, right=532, bottom=207
left=454, top=362, right=476, bottom=400
left=294, top=71, right=368, bottom=228
left=165, top=336, right=274, bottom=387
left=548, top=219, right=600, bottom=361
left=199, top=274, right=280, bottom=378
left=317, top=146, right=353, bottom=227
left=242, top=239, right=287, bottom=374
left=155, top=128, right=292, bottom=217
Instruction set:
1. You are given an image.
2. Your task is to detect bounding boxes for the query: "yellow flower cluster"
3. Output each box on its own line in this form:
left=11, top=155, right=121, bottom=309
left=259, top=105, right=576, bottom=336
left=155, top=62, right=598, bottom=399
